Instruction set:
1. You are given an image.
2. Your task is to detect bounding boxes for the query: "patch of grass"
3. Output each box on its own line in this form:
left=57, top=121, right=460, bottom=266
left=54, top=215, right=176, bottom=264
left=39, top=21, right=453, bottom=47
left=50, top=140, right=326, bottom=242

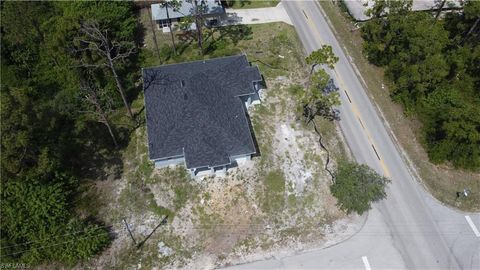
left=319, top=1, right=480, bottom=211
left=194, top=206, right=224, bottom=232
left=138, top=157, right=154, bottom=182
left=118, top=126, right=190, bottom=218
left=303, top=150, right=324, bottom=169
left=173, top=185, right=190, bottom=211
left=140, top=9, right=306, bottom=80
left=259, top=235, right=275, bottom=250
left=118, top=184, right=149, bottom=215
left=203, top=192, right=211, bottom=201
left=287, top=194, right=297, bottom=208
left=150, top=166, right=198, bottom=211
left=74, top=182, right=103, bottom=218
left=228, top=0, right=279, bottom=9
left=147, top=192, right=173, bottom=218
left=279, top=227, right=302, bottom=239
left=302, top=193, right=316, bottom=211
left=261, top=170, right=286, bottom=213
left=114, top=232, right=192, bottom=270
left=234, top=237, right=258, bottom=253
left=287, top=84, right=304, bottom=101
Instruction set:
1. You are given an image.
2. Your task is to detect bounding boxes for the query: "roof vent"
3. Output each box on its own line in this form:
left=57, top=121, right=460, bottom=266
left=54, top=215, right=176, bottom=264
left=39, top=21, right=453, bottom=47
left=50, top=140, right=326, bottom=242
left=180, top=80, right=185, bottom=87
left=184, top=93, right=188, bottom=100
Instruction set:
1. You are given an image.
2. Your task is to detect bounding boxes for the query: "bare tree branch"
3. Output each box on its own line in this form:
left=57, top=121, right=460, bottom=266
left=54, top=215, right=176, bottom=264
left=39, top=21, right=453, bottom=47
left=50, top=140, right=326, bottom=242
left=75, top=20, right=136, bottom=120
left=79, top=71, right=118, bottom=147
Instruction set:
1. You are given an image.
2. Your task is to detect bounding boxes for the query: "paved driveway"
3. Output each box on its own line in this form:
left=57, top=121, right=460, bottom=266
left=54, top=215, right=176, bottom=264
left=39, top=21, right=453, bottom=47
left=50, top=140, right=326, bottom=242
left=222, top=3, right=292, bottom=25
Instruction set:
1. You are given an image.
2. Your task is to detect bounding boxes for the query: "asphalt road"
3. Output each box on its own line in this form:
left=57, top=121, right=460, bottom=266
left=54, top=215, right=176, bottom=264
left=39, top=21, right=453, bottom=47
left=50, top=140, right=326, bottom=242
left=227, top=0, right=480, bottom=269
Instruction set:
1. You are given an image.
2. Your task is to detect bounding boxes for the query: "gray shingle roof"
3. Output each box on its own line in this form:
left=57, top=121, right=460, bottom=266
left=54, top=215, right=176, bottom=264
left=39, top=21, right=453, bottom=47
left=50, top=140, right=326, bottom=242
left=143, top=54, right=262, bottom=169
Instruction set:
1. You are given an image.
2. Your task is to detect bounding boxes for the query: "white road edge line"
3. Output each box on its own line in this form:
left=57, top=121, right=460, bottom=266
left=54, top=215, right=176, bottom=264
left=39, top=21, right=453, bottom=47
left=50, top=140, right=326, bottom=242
left=362, top=256, right=372, bottom=270
left=465, top=216, right=480, bottom=237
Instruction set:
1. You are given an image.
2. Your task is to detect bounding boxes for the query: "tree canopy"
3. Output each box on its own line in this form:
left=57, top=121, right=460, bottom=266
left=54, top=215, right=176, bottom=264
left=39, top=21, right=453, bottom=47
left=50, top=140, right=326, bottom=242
left=1, top=1, right=140, bottom=265
left=305, top=44, right=339, bottom=69
left=361, top=0, right=480, bottom=169
left=330, top=161, right=390, bottom=214
left=302, top=48, right=341, bottom=122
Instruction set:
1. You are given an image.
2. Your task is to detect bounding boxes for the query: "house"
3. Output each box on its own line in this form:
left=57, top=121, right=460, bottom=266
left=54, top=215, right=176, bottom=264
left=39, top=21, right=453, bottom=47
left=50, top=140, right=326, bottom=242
left=343, top=0, right=462, bottom=21
left=151, top=0, right=225, bottom=30
left=142, top=54, right=263, bottom=177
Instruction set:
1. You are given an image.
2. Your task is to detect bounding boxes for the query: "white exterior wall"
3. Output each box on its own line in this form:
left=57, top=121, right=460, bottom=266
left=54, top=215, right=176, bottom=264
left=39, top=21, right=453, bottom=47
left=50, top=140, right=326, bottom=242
left=230, top=154, right=251, bottom=165
left=195, top=168, right=214, bottom=177
left=154, top=156, right=185, bottom=168
left=249, top=92, right=261, bottom=105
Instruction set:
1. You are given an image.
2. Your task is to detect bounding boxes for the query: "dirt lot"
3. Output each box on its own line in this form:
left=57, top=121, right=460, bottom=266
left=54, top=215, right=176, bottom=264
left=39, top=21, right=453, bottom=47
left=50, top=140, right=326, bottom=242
left=319, top=1, right=480, bottom=212
left=77, top=77, right=362, bottom=270
left=73, top=20, right=363, bottom=270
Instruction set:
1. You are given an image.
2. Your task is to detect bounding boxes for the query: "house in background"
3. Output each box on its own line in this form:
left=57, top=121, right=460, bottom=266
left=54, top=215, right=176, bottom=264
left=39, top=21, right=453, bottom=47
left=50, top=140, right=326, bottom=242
left=343, top=0, right=462, bottom=21
left=151, top=0, right=225, bottom=31
left=142, top=54, right=263, bottom=177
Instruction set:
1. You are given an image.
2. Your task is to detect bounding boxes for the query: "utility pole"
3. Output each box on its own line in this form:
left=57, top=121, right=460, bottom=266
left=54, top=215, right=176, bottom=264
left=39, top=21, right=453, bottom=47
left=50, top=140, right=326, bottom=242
left=192, top=0, right=204, bottom=56
left=123, top=218, right=137, bottom=246
left=137, top=215, right=168, bottom=249
left=145, top=0, right=162, bottom=64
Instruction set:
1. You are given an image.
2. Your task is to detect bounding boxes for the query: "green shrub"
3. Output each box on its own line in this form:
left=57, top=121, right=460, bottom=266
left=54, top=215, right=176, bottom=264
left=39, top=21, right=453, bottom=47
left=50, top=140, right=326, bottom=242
left=330, top=161, right=390, bottom=214
left=262, top=170, right=286, bottom=213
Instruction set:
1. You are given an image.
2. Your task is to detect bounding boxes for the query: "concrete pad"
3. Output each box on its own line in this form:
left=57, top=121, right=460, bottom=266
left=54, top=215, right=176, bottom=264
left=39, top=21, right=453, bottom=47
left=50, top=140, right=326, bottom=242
left=224, top=2, right=292, bottom=25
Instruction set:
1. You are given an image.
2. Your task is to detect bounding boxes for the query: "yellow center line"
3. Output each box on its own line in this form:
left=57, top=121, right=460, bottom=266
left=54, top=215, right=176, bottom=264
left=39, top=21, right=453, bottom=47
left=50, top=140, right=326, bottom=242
left=299, top=2, right=391, bottom=177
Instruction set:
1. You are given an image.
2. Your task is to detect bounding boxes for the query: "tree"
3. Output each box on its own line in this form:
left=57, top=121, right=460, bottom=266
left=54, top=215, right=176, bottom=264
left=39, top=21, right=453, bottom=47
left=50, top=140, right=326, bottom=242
left=76, top=20, right=136, bottom=120
left=303, top=69, right=341, bottom=123
left=365, top=0, right=387, bottom=19
left=434, top=0, right=447, bottom=20
left=217, top=24, right=253, bottom=45
left=145, top=1, right=161, bottom=63
left=1, top=174, right=110, bottom=265
left=302, top=49, right=341, bottom=123
left=361, top=1, right=480, bottom=169
left=462, top=0, right=480, bottom=43
left=79, top=72, right=118, bottom=147
left=330, top=161, right=391, bottom=214
left=187, top=0, right=206, bottom=55
left=160, top=0, right=182, bottom=55
left=365, top=0, right=412, bottom=19
left=0, top=86, right=36, bottom=176
left=306, top=45, right=339, bottom=70
left=0, top=1, right=53, bottom=75
left=419, top=83, right=480, bottom=169
left=1, top=2, right=139, bottom=266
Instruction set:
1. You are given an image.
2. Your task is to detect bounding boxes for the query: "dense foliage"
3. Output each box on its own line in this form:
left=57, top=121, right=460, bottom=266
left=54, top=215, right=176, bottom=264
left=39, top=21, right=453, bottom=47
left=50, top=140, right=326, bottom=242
left=305, top=44, right=339, bottom=69
left=1, top=1, right=140, bottom=265
left=361, top=0, right=480, bottom=169
left=303, top=47, right=341, bottom=122
left=331, top=162, right=390, bottom=214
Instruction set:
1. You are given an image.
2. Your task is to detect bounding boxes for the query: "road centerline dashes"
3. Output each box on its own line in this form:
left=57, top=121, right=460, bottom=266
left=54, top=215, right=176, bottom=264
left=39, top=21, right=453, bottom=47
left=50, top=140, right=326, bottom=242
left=302, top=9, right=308, bottom=19
left=344, top=90, right=352, bottom=103
left=298, top=1, right=392, bottom=177
left=371, top=144, right=381, bottom=160
left=358, top=117, right=365, bottom=129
